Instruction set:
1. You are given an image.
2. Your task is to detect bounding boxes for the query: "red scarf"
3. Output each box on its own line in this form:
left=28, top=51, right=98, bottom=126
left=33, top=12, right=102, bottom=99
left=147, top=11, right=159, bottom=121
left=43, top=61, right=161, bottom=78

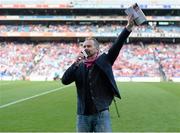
left=84, top=53, right=99, bottom=68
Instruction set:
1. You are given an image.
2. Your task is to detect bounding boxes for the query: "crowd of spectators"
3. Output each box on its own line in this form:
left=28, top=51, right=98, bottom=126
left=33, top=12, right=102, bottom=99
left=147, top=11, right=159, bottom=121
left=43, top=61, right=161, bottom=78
left=1, top=41, right=179, bottom=80
left=113, top=43, right=160, bottom=77
left=154, top=43, right=180, bottom=79
left=0, top=24, right=180, bottom=34
left=0, top=41, right=47, bottom=79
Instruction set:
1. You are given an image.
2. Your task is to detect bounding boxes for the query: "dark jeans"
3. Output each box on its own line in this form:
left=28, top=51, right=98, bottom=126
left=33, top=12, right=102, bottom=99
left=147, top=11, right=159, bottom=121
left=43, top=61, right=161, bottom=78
left=77, top=110, right=112, bottom=132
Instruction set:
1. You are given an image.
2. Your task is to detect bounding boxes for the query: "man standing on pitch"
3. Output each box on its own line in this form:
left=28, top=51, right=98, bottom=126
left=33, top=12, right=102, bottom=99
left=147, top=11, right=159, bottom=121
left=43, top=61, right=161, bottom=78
left=61, top=16, right=134, bottom=132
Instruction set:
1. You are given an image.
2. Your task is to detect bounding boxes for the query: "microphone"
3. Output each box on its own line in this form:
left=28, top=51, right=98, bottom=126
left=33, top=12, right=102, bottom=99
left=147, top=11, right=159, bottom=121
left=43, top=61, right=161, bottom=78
left=76, top=49, right=88, bottom=63
left=81, top=49, right=88, bottom=59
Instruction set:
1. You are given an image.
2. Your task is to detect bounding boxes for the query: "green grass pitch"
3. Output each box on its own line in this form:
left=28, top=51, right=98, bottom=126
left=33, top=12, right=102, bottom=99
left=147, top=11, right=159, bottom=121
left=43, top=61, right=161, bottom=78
left=0, top=81, right=180, bottom=132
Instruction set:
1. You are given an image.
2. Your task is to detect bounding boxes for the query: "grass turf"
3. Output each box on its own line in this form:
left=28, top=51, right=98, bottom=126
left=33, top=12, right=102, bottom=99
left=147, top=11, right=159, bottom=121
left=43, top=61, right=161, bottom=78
left=0, top=81, right=180, bottom=132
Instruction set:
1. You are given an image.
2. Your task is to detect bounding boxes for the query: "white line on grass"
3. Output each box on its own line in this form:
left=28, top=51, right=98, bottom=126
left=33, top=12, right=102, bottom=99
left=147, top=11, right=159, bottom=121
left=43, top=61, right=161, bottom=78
left=0, top=84, right=73, bottom=109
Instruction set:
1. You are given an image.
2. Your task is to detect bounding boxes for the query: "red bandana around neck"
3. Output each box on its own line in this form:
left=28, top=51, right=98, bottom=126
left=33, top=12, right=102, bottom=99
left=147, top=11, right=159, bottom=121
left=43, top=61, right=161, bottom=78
left=84, top=52, right=99, bottom=68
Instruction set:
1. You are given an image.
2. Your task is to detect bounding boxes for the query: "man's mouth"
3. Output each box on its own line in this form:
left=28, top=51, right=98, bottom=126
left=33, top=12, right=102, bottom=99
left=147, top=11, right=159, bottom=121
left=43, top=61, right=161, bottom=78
left=85, top=49, right=91, bottom=57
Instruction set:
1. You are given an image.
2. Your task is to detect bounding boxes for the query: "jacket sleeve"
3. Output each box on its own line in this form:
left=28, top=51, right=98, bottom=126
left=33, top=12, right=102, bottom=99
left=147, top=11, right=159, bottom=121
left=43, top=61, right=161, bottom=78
left=107, top=28, right=131, bottom=65
left=61, top=63, right=77, bottom=85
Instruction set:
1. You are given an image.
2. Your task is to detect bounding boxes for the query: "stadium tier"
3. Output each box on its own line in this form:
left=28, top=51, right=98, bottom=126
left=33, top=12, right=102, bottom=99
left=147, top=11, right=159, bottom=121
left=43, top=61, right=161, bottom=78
left=1, top=41, right=179, bottom=81
left=0, top=0, right=180, bottom=9
left=0, top=0, right=180, bottom=82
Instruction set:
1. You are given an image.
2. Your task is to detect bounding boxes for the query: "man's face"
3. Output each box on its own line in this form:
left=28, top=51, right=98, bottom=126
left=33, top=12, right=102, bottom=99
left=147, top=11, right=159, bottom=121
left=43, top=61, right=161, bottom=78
left=83, top=40, right=98, bottom=57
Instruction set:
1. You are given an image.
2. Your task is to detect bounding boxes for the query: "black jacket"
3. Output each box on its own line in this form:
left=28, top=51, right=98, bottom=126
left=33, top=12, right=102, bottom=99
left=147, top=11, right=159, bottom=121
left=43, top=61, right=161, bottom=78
left=61, top=28, right=131, bottom=114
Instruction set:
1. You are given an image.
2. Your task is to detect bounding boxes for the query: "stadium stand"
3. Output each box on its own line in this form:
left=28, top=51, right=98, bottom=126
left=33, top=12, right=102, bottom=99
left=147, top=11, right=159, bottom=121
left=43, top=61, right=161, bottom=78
left=0, top=0, right=180, bottom=82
